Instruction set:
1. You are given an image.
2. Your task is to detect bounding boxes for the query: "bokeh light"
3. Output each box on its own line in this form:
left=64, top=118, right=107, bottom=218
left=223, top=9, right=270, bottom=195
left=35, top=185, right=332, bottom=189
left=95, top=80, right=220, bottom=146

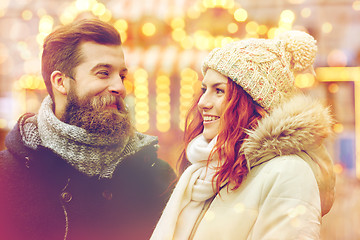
left=301, top=8, right=311, bottom=18
left=92, top=2, right=106, bottom=16
left=258, top=25, right=268, bottom=35
left=333, top=123, right=344, bottom=133
left=246, top=21, right=259, bottom=34
left=171, top=17, right=185, bottom=29
left=179, top=68, right=198, bottom=131
left=267, top=27, right=278, bottom=39
left=328, top=83, right=339, bottom=93
left=0, top=119, right=7, bottom=129
left=187, top=6, right=202, bottom=19
left=39, top=15, right=54, bottom=34
left=180, top=36, right=194, bottom=49
left=327, top=49, right=348, bottom=67
left=133, top=68, right=150, bottom=132
left=156, top=75, right=171, bottom=132
left=295, top=73, right=315, bottom=88
left=0, top=0, right=10, bottom=17
left=60, top=5, right=78, bottom=25
left=22, top=10, right=33, bottom=21
left=114, top=19, right=128, bottom=42
left=142, top=22, right=156, bottom=37
left=353, top=1, right=360, bottom=11
left=333, top=163, right=344, bottom=174
left=280, top=10, right=295, bottom=24
left=172, top=28, right=186, bottom=42
left=234, top=8, right=248, bottom=22
left=75, top=0, right=91, bottom=11
left=322, top=22, right=333, bottom=33
left=99, top=9, right=112, bottom=22
left=227, top=22, right=238, bottom=34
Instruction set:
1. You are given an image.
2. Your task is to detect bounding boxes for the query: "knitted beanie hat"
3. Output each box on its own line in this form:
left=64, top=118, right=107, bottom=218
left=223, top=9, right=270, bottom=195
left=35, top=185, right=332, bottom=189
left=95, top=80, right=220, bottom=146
left=202, top=30, right=317, bottom=111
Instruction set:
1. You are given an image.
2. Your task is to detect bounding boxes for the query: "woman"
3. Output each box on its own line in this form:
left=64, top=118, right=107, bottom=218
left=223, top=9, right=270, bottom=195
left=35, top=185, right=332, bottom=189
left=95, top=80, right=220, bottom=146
left=151, top=30, right=335, bottom=240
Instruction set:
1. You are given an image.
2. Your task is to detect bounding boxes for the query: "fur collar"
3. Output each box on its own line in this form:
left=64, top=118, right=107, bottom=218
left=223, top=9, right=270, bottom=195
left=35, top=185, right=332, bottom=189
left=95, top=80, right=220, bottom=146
left=242, top=94, right=333, bottom=168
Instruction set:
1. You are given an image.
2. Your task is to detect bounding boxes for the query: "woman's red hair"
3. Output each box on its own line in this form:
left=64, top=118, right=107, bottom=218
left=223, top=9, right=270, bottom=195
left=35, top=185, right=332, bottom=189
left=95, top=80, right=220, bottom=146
left=177, top=77, right=267, bottom=193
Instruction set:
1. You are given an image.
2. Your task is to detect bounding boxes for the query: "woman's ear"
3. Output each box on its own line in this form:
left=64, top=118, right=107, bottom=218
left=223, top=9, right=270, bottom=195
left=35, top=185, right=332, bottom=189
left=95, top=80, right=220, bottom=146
left=50, top=70, right=69, bottom=95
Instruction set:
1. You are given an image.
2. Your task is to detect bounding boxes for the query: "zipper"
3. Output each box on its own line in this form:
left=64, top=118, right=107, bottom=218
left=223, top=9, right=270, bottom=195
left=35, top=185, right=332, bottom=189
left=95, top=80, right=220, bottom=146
left=61, top=203, right=69, bottom=240
left=189, top=195, right=216, bottom=240
left=60, top=178, right=71, bottom=240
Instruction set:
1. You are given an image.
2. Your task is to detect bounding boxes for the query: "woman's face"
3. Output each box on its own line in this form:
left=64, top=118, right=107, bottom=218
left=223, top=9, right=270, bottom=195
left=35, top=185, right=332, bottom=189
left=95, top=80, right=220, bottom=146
left=198, top=69, right=228, bottom=141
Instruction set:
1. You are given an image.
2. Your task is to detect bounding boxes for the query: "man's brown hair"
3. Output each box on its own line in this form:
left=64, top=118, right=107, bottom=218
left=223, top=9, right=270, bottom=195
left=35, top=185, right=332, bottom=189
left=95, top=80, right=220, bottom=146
left=41, top=18, right=121, bottom=99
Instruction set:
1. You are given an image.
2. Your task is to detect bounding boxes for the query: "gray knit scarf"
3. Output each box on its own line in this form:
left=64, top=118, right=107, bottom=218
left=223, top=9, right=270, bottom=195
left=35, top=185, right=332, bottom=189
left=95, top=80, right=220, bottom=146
left=20, top=96, right=157, bottom=178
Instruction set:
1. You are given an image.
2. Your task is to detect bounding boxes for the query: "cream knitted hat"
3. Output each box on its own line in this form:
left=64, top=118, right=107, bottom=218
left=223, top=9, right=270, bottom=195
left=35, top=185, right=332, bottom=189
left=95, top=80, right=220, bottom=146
left=202, top=30, right=317, bottom=111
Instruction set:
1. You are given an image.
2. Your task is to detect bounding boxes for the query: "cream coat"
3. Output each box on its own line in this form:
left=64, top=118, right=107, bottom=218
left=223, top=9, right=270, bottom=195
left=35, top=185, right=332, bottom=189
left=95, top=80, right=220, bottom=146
left=191, top=94, right=335, bottom=240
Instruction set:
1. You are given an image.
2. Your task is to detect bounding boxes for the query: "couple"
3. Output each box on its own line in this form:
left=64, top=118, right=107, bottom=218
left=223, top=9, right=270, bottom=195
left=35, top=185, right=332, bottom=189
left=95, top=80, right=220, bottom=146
left=0, top=19, right=335, bottom=240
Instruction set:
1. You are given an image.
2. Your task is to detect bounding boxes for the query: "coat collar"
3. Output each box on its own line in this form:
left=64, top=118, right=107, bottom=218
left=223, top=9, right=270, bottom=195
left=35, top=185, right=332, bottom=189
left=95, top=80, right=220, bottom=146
left=241, top=94, right=334, bottom=169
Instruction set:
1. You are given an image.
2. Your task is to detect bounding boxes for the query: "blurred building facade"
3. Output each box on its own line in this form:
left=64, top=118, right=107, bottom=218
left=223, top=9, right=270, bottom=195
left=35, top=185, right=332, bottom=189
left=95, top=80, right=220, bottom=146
left=0, top=0, right=359, bottom=238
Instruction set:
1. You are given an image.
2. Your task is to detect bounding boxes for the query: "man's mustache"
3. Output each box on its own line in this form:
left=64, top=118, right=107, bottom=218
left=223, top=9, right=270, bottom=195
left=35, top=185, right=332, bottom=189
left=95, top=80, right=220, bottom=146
left=90, top=95, right=127, bottom=112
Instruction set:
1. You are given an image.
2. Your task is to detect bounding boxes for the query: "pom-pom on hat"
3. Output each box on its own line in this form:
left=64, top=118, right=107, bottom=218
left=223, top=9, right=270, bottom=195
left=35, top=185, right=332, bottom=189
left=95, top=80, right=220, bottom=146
left=202, top=30, right=317, bottom=111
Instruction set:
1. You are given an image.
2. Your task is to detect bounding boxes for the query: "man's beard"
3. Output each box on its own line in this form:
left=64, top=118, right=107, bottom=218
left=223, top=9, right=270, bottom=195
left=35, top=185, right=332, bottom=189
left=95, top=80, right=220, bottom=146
left=62, top=88, right=133, bottom=137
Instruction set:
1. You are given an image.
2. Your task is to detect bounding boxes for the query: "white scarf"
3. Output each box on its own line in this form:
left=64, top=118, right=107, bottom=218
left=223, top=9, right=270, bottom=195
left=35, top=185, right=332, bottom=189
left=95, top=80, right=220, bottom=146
left=150, top=134, right=221, bottom=240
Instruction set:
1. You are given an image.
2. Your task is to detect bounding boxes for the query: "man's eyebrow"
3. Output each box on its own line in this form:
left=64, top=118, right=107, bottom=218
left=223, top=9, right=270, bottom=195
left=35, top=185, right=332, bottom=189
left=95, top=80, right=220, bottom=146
left=91, top=64, right=128, bottom=75
left=90, top=63, right=112, bottom=73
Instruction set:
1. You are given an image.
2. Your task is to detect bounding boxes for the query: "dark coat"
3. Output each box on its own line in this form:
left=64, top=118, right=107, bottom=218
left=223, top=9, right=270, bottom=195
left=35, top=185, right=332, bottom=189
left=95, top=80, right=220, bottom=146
left=0, top=121, right=175, bottom=240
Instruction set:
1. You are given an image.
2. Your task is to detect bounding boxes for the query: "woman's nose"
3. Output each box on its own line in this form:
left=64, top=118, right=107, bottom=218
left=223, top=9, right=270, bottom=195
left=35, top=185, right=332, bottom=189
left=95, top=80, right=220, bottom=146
left=198, top=92, right=212, bottom=110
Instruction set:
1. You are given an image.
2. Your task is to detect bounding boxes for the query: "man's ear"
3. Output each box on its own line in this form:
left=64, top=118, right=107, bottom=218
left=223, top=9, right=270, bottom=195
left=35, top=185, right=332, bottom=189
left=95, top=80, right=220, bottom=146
left=50, top=70, right=69, bottom=95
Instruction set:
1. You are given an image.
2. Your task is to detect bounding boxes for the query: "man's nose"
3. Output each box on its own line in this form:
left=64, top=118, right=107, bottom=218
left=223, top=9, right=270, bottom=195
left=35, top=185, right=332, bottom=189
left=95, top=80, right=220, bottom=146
left=108, top=77, right=126, bottom=99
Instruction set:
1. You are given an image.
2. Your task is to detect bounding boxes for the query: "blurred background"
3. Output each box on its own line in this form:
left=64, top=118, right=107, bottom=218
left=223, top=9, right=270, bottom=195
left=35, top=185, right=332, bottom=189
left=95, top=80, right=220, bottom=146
left=0, top=0, right=359, bottom=239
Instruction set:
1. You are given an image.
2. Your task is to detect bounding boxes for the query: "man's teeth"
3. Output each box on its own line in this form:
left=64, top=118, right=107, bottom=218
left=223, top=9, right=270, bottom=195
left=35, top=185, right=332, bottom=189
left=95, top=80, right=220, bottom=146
left=203, top=116, right=219, bottom=121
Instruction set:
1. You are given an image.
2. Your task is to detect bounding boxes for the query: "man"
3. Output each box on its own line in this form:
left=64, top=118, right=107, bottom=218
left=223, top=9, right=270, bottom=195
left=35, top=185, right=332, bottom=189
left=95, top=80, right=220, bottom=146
left=0, top=19, right=175, bottom=240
